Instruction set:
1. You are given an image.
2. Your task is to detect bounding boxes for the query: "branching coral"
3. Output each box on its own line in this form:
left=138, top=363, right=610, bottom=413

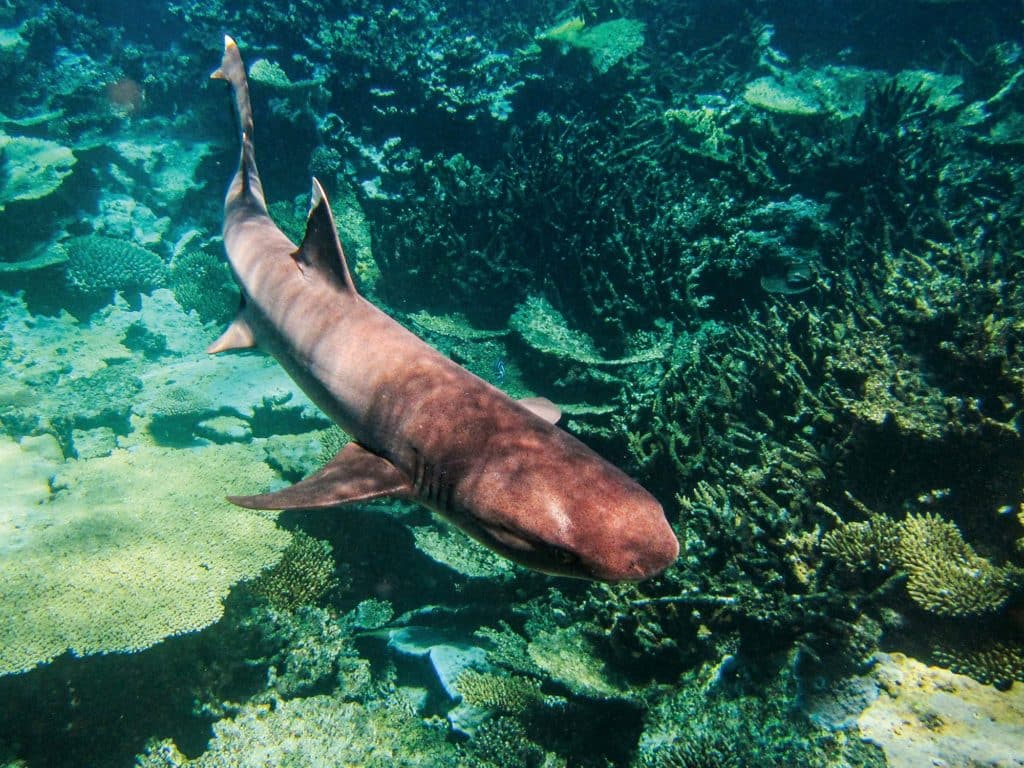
left=250, top=529, right=336, bottom=612
left=820, top=515, right=902, bottom=575
left=821, top=510, right=1015, bottom=618
left=898, top=513, right=1012, bottom=618
left=932, top=641, right=1024, bottom=691
left=455, top=670, right=543, bottom=714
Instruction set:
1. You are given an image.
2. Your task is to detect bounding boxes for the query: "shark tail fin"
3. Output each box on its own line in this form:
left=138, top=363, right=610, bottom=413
left=292, top=179, right=358, bottom=294
left=211, top=35, right=266, bottom=211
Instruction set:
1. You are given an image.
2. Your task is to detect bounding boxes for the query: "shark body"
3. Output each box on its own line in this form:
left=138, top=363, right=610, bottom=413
left=209, top=36, right=678, bottom=581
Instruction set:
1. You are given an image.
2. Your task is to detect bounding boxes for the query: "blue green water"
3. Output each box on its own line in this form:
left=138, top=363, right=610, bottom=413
left=1, top=1, right=1022, bottom=766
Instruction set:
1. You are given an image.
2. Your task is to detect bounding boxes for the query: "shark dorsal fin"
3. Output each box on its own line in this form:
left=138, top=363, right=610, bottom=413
left=518, top=396, right=562, bottom=424
left=292, top=178, right=357, bottom=293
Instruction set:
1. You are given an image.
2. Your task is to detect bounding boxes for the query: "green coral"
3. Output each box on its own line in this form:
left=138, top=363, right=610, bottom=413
left=460, top=716, right=547, bottom=768
left=248, top=58, right=322, bottom=89
left=539, top=17, right=646, bottom=74
left=744, top=76, right=823, bottom=116
left=820, top=514, right=902, bottom=574
left=251, top=529, right=336, bottom=612
left=64, top=235, right=167, bottom=301
left=932, top=641, right=1024, bottom=691
left=822, top=511, right=1014, bottom=618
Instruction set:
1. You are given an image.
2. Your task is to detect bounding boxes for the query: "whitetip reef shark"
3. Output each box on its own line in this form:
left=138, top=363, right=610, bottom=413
left=208, top=35, right=678, bottom=581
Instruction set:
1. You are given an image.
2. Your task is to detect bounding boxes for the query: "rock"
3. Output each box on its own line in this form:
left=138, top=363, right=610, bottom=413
left=857, top=652, right=1024, bottom=768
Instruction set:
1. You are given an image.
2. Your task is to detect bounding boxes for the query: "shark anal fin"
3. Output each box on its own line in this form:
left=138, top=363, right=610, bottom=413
left=228, top=441, right=413, bottom=510
left=292, top=179, right=357, bottom=294
left=206, top=310, right=256, bottom=354
left=518, top=396, right=561, bottom=424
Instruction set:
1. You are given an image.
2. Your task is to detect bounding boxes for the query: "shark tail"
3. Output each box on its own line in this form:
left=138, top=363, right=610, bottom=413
left=211, top=35, right=267, bottom=212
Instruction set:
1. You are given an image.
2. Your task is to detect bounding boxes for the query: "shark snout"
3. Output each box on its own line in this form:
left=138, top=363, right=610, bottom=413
left=582, top=498, right=679, bottom=582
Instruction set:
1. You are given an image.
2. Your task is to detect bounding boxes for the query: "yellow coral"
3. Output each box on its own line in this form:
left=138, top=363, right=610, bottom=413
left=821, top=514, right=902, bottom=573
left=455, top=670, right=543, bottom=713
left=536, top=17, right=585, bottom=44
left=897, top=513, right=1011, bottom=618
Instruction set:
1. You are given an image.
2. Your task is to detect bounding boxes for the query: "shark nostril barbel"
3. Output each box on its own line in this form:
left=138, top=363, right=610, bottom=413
left=209, top=35, right=677, bottom=582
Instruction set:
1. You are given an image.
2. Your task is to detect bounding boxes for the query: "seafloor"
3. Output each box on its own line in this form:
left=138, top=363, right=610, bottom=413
left=0, top=0, right=1022, bottom=766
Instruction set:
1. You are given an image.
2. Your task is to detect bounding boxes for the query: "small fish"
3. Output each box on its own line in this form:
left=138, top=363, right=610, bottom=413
left=493, top=357, right=506, bottom=384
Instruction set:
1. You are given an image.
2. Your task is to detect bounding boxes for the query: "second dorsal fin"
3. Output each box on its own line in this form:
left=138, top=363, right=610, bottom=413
left=292, top=178, right=357, bottom=293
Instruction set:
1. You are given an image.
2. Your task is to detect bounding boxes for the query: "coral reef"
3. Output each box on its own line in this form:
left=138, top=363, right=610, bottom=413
left=139, top=695, right=459, bottom=767
left=1, top=0, right=1023, bottom=765
left=169, top=247, right=237, bottom=326
left=0, top=132, right=75, bottom=210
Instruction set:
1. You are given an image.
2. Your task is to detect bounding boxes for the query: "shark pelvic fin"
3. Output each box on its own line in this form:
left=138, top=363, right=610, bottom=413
left=228, top=441, right=413, bottom=510
left=206, top=310, right=256, bottom=354
left=292, top=178, right=357, bottom=293
left=518, top=396, right=562, bottom=424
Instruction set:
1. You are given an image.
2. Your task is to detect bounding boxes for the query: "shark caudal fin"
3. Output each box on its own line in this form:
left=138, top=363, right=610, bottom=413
left=211, top=35, right=267, bottom=212
left=291, top=179, right=358, bottom=294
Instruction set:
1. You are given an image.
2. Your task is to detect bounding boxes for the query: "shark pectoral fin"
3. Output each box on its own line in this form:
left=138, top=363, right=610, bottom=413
left=206, top=311, right=256, bottom=354
left=228, top=441, right=413, bottom=510
left=517, top=396, right=562, bottom=424
left=292, top=179, right=357, bottom=294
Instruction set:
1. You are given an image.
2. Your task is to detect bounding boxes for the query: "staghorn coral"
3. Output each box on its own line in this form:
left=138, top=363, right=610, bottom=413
left=898, top=512, right=1012, bottom=617
left=250, top=529, right=336, bottom=612
left=459, top=716, right=546, bottom=768
left=0, top=441, right=290, bottom=676
left=821, top=510, right=1014, bottom=618
left=642, top=735, right=739, bottom=768
left=932, top=641, right=1024, bottom=691
left=820, top=514, right=902, bottom=575
left=455, top=670, right=544, bottom=714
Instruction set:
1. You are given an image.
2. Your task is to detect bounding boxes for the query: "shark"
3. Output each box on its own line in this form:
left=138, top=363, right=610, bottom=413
left=208, top=36, right=679, bottom=581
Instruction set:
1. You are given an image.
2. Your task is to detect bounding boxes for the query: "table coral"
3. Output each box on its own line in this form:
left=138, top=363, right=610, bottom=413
left=0, top=441, right=290, bottom=676
left=138, top=695, right=459, bottom=768
left=0, top=132, right=75, bottom=211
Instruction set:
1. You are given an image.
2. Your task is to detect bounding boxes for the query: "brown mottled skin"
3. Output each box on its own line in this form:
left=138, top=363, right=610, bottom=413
left=209, top=36, right=678, bottom=581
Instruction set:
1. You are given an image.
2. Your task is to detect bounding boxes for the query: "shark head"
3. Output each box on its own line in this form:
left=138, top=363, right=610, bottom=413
left=465, top=433, right=679, bottom=582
